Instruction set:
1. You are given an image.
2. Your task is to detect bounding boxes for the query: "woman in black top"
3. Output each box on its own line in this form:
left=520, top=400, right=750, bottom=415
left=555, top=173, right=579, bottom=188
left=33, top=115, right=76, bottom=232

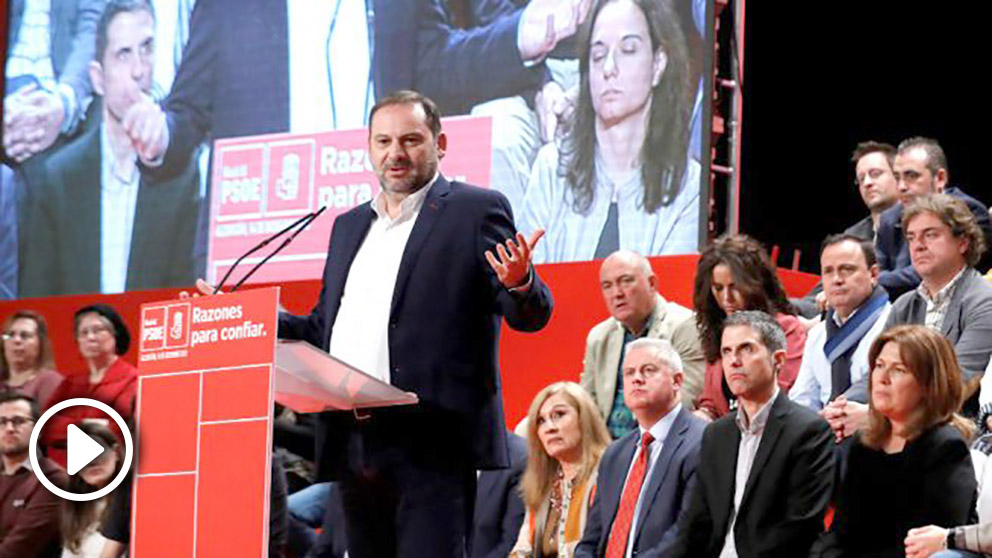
left=827, top=325, right=978, bottom=557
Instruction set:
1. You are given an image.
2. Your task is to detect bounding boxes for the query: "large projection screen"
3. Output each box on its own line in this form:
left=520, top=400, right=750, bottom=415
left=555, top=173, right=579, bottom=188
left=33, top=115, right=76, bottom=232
left=2, top=0, right=714, bottom=298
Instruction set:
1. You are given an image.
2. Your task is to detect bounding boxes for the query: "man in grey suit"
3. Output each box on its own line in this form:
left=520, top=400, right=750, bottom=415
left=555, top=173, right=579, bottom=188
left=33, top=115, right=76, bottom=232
left=575, top=338, right=705, bottom=558
left=838, top=194, right=992, bottom=428
left=581, top=250, right=704, bottom=439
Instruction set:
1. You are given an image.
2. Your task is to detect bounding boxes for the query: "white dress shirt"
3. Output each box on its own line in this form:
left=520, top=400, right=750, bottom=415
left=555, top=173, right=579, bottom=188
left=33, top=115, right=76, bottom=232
left=622, top=403, right=682, bottom=558
left=288, top=0, right=374, bottom=132
left=719, top=387, right=779, bottom=558
left=100, top=125, right=141, bottom=294
left=789, top=302, right=891, bottom=410
left=328, top=175, right=437, bottom=383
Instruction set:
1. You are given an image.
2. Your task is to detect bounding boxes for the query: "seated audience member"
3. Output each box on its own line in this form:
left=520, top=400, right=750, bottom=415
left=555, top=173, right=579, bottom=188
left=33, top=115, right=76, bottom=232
left=843, top=194, right=992, bottom=424
left=0, top=393, right=67, bottom=557
left=520, top=0, right=699, bottom=263
left=826, top=325, right=977, bottom=557
left=581, top=250, right=704, bottom=439
left=470, top=432, right=528, bottom=558
left=1, top=311, right=62, bottom=407
left=794, top=141, right=900, bottom=317
left=60, top=424, right=124, bottom=558
left=671, top=311, right=834, bottom=558
left=510, top=382, right=611, bottom=558
left=43, top=304, right=137, bottom=467
left=576, top=338, right=705, bottom=558
left=875, top=137, right=991, bottom=300
left=692, top=235, right=806, bottom=421
left=19, top=0, right=200, bottom=298
left=791, top=235, right=891, bottom=412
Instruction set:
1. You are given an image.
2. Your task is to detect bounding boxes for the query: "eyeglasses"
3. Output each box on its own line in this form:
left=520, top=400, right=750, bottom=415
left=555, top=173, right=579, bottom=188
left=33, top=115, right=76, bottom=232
left=77, top=325, right=112, bottom=339
left=1, top=331, right=37, bottom=342
left=0, top=416, right=35, bottom=428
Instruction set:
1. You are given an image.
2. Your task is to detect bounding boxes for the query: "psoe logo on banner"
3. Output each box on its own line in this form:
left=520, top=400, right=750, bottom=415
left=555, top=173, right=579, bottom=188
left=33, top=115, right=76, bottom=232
left=215, top=143, right=267, bottom=222
left=268, top=140, right=316, bottom=217
left=140, top=303, right=191, bottom=353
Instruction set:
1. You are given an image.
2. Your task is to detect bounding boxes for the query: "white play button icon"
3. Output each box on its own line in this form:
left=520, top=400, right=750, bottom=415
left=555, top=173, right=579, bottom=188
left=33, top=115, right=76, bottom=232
left=66, top=423, right=109, bottom=475
left=28, top=397, right=133, bottom=502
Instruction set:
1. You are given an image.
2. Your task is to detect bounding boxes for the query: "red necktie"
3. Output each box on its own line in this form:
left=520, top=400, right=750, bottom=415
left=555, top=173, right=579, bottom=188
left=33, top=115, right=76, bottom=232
left=605, top=431, right=654, bottom=558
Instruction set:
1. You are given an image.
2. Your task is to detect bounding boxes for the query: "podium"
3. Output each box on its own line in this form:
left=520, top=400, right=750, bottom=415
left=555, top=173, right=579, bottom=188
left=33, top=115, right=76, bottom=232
left=131, top=287, right=415, bottom=557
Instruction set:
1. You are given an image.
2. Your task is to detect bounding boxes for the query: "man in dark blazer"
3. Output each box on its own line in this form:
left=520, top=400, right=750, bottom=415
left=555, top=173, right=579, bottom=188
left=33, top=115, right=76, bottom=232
left=469, top=432, right=527, bottom=558
left=670, top=311, right=834, bottom=558
left=875, top=137, right=991, bottom=300
left=844, top=194, right=992, bottom=419
left=576, top=337, right=705, bottom=558
left=278, top=91, right=553, bottom=557
left=18, top=0, right=200, bottom=298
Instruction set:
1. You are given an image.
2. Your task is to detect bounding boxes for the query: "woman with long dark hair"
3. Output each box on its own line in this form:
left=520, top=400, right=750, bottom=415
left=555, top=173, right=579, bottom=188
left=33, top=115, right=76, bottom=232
left=692, top=234, right=806, bottom=420
left=520, top=0, right=698, bottom=263
left=60, top=423, right=125, bottom=557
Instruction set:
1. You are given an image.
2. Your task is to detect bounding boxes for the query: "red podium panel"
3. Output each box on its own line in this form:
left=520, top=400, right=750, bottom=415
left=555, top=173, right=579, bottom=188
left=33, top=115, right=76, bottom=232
left=132, top=287, right=279, bottom=558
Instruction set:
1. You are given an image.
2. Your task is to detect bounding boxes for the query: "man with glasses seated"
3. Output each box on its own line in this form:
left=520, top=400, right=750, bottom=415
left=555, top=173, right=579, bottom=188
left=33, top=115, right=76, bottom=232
left=0, top=393, right=67, bottom=557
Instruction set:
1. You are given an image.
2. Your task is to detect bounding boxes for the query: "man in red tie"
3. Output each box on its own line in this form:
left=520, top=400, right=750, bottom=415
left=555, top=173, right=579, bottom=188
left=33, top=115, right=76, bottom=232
left=575, top=337, right=706, bottom=558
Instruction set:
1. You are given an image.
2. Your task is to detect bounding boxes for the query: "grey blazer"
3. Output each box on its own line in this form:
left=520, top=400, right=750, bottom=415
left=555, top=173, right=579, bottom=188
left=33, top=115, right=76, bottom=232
left=844, top=267, right=992, bottom=402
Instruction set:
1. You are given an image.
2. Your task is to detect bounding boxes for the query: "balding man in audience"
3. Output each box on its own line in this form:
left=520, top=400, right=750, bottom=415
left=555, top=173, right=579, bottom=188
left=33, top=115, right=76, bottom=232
left=576, top=338, right=705, bottom=558
left=671, top=311, right=833, bottom=558
left=581, top=250, right=705, bottom=439
left=836, top=195, right=992, bottom=440
left=875, top=137, right=991, bottom=299
left=791, top=234, right=891, bottom=413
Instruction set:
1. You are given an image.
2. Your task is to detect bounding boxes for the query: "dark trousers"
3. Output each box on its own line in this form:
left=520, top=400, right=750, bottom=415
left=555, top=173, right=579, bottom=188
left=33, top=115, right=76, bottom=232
left=334, top=409, right=477, bottom=558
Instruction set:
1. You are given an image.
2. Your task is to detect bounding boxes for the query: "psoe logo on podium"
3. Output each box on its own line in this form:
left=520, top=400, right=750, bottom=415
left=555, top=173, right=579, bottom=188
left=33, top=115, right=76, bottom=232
left=141, top=302, right=191, bottom=353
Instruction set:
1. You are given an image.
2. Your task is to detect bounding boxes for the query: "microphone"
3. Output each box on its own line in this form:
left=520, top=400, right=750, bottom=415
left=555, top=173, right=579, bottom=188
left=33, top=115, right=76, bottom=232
left=214, top=206, right=327, bottom=294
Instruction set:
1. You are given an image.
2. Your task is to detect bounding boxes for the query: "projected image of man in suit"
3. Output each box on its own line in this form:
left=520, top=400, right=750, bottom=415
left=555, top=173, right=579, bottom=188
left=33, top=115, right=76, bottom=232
left=19, top=0, right=200, bottom=297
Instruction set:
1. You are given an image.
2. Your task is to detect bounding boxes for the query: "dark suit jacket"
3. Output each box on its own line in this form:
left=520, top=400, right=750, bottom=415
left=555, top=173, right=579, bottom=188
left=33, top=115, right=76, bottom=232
left=844, top=267, right=992, bottom=405
left=875, top=186, right=991, bottom=299
left=670, top=392, right=834, bottom=558
left=154, top=0, right=545, bottom=178
left=279, top=176, right=553, bottom=475
left=18, top=113, right=200, bottom=297
left=575, top=407, right=705, bottom=558
left=470, top=432, right=528, bottom=558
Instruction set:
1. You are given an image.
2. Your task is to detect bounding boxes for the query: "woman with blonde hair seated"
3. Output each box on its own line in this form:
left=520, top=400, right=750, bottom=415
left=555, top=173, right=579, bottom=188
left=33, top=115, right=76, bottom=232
left=511, top=382, right=611, bottom=557
left=825, top=325, right=978, bottom=557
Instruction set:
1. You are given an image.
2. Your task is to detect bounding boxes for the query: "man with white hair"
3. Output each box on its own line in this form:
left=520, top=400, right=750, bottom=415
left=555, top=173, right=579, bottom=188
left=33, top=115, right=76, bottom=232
left=576, top=338, right=705, bottom=558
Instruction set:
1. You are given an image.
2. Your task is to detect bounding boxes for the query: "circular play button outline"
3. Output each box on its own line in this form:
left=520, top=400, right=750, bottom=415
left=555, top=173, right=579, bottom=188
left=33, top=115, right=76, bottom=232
left=28, top=398, right=134, bottom=502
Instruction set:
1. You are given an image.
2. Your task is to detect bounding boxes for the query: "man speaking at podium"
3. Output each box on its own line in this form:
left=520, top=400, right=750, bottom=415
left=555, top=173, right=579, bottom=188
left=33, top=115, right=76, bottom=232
left=278, top=90, right=553, bottom=557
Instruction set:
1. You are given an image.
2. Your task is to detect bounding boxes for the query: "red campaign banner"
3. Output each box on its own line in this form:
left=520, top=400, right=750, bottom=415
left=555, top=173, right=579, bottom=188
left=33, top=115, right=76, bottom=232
left=133, top=287, right=280, bottom=557
left=207, top=116, right=493, bottom=286
left=137, top=287, right=280, bottom=374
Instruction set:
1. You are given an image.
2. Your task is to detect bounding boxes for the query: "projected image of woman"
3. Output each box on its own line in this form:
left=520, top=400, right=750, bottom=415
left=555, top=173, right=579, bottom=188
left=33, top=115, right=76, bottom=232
left=520, top=0, right=699, bottom=263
